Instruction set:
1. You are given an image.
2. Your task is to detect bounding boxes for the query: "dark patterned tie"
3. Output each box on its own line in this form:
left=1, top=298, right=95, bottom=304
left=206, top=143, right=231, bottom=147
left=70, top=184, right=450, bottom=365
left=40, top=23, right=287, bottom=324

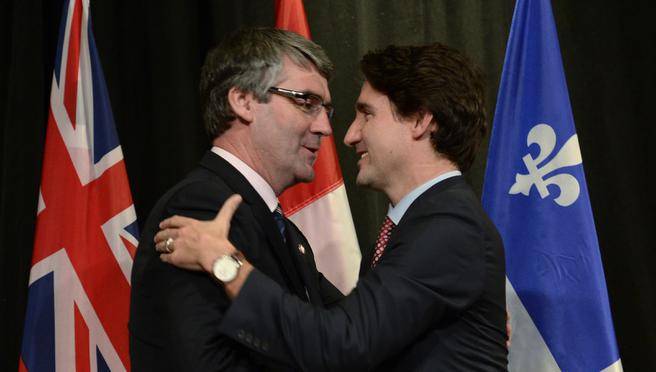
left=371, top=216, right=396, bottom=268
left=272, top=204, right=286, bottom=242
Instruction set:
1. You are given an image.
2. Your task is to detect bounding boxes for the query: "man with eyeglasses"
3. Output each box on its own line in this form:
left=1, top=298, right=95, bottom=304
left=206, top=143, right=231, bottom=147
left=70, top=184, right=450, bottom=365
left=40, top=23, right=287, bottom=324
left=129, top=27, right=343, bottom=371
left=153, top=43, right=508, bottom=370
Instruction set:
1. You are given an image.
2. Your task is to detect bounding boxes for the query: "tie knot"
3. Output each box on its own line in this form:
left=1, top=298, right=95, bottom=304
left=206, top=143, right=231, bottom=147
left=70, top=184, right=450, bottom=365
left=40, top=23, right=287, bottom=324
left=273, top=204, right=284, bottom=218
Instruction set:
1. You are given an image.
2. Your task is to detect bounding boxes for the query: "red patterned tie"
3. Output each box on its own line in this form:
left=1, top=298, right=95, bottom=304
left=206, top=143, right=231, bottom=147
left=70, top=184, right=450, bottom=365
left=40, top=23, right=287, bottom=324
left=371, top=216, right=395, bottom=268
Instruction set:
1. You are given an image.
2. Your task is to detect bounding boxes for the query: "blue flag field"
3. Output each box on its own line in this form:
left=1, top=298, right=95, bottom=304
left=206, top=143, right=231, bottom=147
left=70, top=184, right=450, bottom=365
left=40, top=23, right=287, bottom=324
left=482, top=0, right=622, bottom=371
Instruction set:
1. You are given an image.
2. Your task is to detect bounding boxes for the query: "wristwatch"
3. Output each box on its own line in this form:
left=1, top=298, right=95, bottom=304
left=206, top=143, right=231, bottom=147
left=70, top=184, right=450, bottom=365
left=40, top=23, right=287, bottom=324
left=211, top=254, right=243, bottom=283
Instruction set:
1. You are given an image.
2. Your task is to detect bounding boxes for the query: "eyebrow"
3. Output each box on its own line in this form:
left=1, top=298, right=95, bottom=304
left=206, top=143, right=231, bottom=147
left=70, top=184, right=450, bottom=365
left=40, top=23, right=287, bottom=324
left=355, top=102, right=374, bottom=113
left=304, top=90, right=332, bottom=105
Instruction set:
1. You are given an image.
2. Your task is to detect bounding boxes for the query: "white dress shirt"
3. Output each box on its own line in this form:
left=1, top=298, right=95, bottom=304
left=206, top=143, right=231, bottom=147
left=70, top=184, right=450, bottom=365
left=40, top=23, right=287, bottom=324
left=211, top=146, right=279, bottom=213
left=387, top=170, right=462, bottom=224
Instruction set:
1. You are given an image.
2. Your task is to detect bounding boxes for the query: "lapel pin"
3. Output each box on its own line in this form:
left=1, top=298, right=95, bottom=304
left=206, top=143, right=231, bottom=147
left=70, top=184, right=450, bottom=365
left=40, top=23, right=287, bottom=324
left=297, top=244, right=305, bottom=255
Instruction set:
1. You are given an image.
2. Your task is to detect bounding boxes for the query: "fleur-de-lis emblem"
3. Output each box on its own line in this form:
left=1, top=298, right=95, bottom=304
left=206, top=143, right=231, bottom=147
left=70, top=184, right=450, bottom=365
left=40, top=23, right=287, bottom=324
left=509, top=123, right=583, bottom=207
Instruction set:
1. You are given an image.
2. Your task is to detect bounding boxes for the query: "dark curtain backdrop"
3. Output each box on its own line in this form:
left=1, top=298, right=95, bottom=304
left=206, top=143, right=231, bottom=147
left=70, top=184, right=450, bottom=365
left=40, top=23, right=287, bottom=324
left=1, top=1, right=654, bottom=370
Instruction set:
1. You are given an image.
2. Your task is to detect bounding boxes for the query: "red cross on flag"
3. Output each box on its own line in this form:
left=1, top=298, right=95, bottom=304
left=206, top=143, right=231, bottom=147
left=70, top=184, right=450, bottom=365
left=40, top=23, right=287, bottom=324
left=20, top=0, right=137, bottom=370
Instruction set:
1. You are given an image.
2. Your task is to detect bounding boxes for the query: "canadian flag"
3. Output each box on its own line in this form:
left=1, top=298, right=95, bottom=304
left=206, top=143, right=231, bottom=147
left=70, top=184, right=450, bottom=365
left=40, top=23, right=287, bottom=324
left=276, top=0, right=361, bottom=293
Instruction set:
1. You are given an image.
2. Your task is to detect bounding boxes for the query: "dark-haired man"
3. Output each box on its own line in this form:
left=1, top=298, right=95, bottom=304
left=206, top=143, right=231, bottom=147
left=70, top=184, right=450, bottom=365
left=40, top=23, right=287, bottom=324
left=129, top=28, right=344, bottom=371
left=156, top=43, right=508, bottom=370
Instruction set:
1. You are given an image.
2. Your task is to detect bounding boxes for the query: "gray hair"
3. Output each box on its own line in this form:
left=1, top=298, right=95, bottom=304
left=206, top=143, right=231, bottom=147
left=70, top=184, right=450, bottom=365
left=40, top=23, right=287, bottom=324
left=200, top=27, right=334, bottom=138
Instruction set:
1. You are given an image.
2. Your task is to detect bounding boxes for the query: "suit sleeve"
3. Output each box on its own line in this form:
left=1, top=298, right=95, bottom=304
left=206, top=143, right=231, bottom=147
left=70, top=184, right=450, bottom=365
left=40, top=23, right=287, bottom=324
left=217, top=213, right=488, bottom=371
left=318, top=272, right=345, bottom=306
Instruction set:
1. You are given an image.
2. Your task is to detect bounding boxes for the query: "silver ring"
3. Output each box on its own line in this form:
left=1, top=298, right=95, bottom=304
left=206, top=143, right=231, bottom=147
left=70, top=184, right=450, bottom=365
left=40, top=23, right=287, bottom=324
left=165, top=237, right=174, bottom=253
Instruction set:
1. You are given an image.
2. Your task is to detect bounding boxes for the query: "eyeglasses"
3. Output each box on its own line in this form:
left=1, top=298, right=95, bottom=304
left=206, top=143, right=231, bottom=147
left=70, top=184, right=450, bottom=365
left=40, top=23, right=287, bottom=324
left=268, top=87, right=334, bottom=120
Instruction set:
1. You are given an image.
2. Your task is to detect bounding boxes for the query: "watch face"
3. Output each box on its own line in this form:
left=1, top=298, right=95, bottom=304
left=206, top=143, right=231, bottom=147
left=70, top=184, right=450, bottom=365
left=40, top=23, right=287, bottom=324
left=212, top=255, right=239, bottom=283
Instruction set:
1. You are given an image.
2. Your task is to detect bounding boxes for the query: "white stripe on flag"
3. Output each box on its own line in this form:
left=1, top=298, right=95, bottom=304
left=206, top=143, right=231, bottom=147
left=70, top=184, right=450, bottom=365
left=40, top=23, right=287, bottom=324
left=506, top=279, right=559, bottom=372
left=288, top=184, right=361, bottom=294
left=507, top=278, right=624, bottom=372
left=601, top=360, right=624, bottom=372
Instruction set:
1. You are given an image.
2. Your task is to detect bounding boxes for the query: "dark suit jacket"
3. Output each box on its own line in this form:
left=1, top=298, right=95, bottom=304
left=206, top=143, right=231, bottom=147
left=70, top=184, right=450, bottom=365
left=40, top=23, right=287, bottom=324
left=219, top=176, right=508, bottom=371
left=129, top=151, right=343, bottom=371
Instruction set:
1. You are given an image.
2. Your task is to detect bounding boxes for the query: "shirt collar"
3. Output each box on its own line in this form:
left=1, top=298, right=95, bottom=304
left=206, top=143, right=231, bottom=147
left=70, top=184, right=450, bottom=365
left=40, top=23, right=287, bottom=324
left=387, top=170, right=462, bottom=224
left=211, top=146, right=279, bottom=213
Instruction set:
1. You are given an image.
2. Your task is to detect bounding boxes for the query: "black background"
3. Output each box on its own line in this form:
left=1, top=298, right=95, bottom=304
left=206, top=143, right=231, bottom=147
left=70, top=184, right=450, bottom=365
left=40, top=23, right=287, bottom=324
left=1, top=1, right=654, bottom=370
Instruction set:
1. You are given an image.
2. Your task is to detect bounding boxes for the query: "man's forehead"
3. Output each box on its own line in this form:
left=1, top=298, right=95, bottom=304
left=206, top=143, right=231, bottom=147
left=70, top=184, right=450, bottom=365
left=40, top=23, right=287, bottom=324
left=279, top=56, right=322, bottom=80
left=356, top=81, right=388, bottom=108
left=277, top=56, right=330, bottom=98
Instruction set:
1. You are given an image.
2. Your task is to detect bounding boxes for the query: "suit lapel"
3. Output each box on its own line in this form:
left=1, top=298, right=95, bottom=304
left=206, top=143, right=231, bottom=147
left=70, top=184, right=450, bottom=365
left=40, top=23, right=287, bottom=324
left=284, top=219, right=325, bottom=303
left=363, top=176, right=467, bottom=270
left=396, top=175, right=465, bottom=229
left=386, top=176, right=466, bottom=256
left=198, top=152, right=308, bottom=299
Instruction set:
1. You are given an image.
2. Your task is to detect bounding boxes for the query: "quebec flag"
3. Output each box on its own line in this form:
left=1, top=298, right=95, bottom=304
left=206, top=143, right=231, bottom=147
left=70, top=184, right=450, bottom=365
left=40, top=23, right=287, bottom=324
left=482, top=0, right=622, bottom=371
left=20, top=0, right=137, bottom=370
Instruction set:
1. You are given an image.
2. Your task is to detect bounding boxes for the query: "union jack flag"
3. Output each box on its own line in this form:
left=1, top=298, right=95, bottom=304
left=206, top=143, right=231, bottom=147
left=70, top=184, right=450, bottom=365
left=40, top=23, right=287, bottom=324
left=20, top=0, right=137, bottom=370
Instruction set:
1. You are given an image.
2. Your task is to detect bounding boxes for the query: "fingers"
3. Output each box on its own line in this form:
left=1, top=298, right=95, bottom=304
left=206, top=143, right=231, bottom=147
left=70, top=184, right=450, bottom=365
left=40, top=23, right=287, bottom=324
left=155, top=194, right=242, bottom=258
left=159, top=215, right=197, bottom=229
left=154, top=228, right=178, bottom=245
left=214, top=194, right=243, bottom=232
left=158, top=250, right=193, bottom=270
left=154, top=228, right=181, bottom=253
left=155, top=235, right=175, bottom=253
left=160, top=252, right=171, bottom=263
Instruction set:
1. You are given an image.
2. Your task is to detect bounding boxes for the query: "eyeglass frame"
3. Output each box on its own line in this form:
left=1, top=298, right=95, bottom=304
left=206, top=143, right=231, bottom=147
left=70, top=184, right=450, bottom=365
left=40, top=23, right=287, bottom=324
left=267, top=87, right=334, bottom=120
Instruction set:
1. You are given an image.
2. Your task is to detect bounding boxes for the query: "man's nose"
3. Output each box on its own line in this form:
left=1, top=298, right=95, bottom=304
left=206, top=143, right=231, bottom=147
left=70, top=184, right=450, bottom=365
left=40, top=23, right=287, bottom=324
left=343, top=119, right=361, bottom=147
left=311, top=110, right=332, bottom=136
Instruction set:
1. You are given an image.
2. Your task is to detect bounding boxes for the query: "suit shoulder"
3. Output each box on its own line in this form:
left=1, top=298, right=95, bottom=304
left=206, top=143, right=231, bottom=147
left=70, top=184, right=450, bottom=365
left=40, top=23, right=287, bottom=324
left=153, top=169, right=236, bottom=217
left=391, top=181, right=499, bottom=278
left=406, top=180, right=498, bottom=235
left=139, top=168, right=242, bottom=243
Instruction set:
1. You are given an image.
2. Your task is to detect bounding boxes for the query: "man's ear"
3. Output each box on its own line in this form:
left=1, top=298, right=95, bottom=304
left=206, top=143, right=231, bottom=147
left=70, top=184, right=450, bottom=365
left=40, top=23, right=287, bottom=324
left=410, top=111, right=436, bottom=140
left=227, top=87, right=256, bottom=123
